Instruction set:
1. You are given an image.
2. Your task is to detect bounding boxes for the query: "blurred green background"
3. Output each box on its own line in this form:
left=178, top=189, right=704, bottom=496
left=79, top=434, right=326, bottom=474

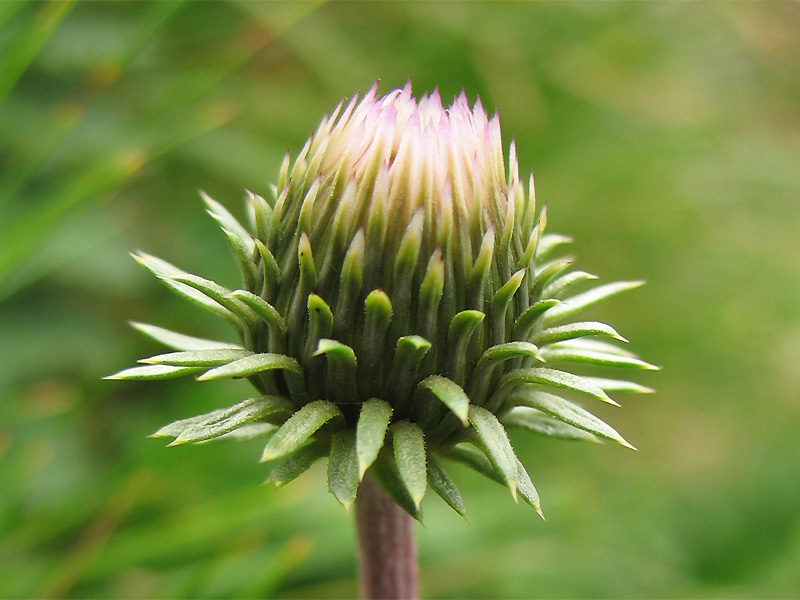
left=2, top=1, right=799, bottom=598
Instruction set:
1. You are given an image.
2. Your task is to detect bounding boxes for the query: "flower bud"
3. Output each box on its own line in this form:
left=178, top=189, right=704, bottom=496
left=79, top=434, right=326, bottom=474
left=109, top=83, right=655, bottom=519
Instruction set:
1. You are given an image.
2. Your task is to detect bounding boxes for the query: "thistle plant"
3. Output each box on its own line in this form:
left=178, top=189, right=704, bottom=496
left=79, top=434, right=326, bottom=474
left=109, top=83, right=655, bottom=599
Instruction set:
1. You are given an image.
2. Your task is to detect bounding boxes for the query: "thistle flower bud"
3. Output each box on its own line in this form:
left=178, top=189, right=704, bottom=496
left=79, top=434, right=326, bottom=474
left=109, top=83, right=656, bottom=519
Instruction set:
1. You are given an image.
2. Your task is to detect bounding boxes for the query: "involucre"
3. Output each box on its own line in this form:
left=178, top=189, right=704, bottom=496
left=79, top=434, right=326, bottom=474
left=109, top=83, right=656, bottom=519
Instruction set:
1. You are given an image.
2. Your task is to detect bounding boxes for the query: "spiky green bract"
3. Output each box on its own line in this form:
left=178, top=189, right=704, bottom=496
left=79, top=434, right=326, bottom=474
left=109, top=83, right=655, bottom=520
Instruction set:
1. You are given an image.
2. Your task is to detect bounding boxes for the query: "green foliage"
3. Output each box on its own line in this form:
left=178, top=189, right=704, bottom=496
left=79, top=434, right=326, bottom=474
left=391, top=421, right=428, bottom=510
left=356, top=399, right=393, bottom=479
left=500, top=410, right=599, bottom=443
left=426, top=455, right=467, bottom=520
left=507, top=391, right=634, bottom=449
left=151, top=395, right=290, bottom=445
left=142, top=349, right=254, bottom=367
left=328, top=430, right=359, bottom=509
left=467, top=406, right=519, bottom=500
left=261, top=401, right=343, bottom=462
left=418, top=376, right=470, bottom=426
left=266, top=440, right=328, bottom=489
left=497, top=367, right=617, bottom=407
left=196, top=353, right=302, bottom=383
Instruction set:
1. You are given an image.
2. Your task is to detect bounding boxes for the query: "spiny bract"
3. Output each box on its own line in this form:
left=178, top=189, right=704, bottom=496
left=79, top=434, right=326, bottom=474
left=108, top=83, right=656, bottom=520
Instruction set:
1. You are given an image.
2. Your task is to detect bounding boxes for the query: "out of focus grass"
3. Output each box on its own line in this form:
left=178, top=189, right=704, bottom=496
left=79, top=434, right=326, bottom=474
left=2, top=2, right=800, bottom=598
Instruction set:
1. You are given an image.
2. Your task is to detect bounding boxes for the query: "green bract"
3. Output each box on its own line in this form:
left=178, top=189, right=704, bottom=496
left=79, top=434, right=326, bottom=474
left=109, top=83, right=656, bottom=520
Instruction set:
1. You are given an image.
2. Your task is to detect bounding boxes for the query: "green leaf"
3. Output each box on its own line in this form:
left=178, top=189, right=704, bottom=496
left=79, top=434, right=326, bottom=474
left=448, top=309, right=486, bottom=341
left=314, top=338, right=357, bottom=365
left=356, top=399, right=393, bottom=479
left=583, top=377, right=655, bottom=394
left=297, top=231, right=317, bottom=290
left=305, top=293, right=333, bottom=351
left=255, top=239, right=280, bottom=297
left=315, top=182, right=357, bottom=293
left=388, top=214, right=422, bottom=337
left=531, top=259, right=572, bottom=300
left=132, top=252, right=237, bottom=324
left=360, top=289, right=393, bottom=397
left=539, top=348, right=660, bottom=370
left=201, top=191, right=256, bottom=255
left=418, top=376, right=470, bottom=426
left=522, top=189, right=543, bottom=247
left=426, top=455, right=467, bottom=519
left=392, top=421, right=427, bottom=509
left=370, top=453, right=422, bottom=522
left=446, top=310, right=485, bottom=385
left=130, top=322, right=243, bottom=351
left=300, top=294, right=332, bottom=399
left=542, top=270, right=597, bottom=299
left=490, top=268, right=526, bottom=345
left=160, top=396, right=293, bottom=445
left=328, top=430, right=359, bottom=509
left=515, top=213, right=541, bottom=270
left=151, top=410, right=223, bottom=439
left=314, top=338, right=358, bottom=403
left=151, top=400, right=286, bottom=444
left=222, top=226, right=260, bottom=290
left=363, top=289, right=393, bottom=340
left=392, top=211, right=424, bottom=312
left=229, top=289, right=287, bottom=335
left=509, top=390, right=635, bottom=449
left=171, top=274, right=257, bottom=324
left=501, top=408, right=599, bottom=442
left=535, top=233, right=572, bottom=259
left=497, top=367, right=617, bottom=406
left=551, top=338, right=637, bottom=357
left=498, top=180, right=516, bottom=265
left=298, top=182, right=323, bottom=242
left=467, top=228, right=494, bottom=307
left=417, top=250, right=445, bottom=342
left=267, top=440, right=329, bottom=488
left=513, top=300, right=560, bottom=340
left=533, top=321, right=627, bottom=346
left=332, top=229, right=365, bottom=341
left=261, top=400, right=343, bottom=462
left=469, top=341, right=540, bottom=403
left=387, top=335, right=431, bottom=413
left=542, top=280, right=645, bottom=326
left=515, top=458, right=544, bottom=518
left=217, top=423, right=276, bottom=442
left=468, top=406, right=518, bottom=500
left=104, top=364, right=202, bottom=380
left=197, top=353, right=302, bottom=381
left=141, top=348, right=253, bottom=367
left=439, top=444, right=504, bottom=486
left=248, top=190, right=273, bottom=244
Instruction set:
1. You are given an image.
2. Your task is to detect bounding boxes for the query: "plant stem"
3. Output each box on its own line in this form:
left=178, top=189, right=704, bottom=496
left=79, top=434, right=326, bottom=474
left=354, top=472, right=419, bottom=600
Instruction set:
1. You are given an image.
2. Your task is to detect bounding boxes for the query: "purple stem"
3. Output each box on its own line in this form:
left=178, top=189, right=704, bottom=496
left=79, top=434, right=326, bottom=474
left=354, top=472, right=419, bottom=600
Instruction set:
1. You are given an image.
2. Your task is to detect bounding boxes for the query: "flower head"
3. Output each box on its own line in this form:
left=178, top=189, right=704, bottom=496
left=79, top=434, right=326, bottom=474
left=109, top=83, right=656, bottom=519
